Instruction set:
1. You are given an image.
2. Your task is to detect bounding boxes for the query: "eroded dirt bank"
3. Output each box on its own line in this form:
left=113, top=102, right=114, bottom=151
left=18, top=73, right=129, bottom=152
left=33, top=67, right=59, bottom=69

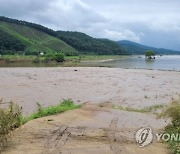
left=2, top=104, right=170, bottom=154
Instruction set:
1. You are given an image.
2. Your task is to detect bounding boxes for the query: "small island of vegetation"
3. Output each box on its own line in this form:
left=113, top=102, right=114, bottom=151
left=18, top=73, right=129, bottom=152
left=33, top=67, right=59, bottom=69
left=145, top=50, right=155, bottom=59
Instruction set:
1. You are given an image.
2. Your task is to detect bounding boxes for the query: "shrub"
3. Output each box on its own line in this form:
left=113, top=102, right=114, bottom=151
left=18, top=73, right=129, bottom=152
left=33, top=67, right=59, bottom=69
left=44, top=53, right=54, bottom=63
left=64, top=51, right=79, bottom=56
left=54, top=53, right=64, bottom=62
left=0, top=100, right=22, bottom=150
left=32, top=56, right=41, bottom=63
left=158, top=99, right=180, bottom=127
left=44, top=53, right=65, bottom=63
left=158, top=99, right=180, bottom=154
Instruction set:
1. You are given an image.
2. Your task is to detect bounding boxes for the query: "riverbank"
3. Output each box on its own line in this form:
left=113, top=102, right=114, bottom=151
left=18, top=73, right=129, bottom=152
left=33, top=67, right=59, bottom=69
left=0, top=55, right=121, bottom=67
left=1, top=55, right=180, bottom=71
left=0, top=55, right=120, bottom=63
left=2, top=103, right=170, bottom=154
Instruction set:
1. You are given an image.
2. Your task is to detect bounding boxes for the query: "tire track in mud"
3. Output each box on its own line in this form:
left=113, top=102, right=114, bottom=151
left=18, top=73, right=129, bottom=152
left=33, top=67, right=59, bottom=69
left=108, top=118, right=128, bottom=154
left=42, top=125, right=70, bottom=154
left=42, top=118, right=128, bottom=154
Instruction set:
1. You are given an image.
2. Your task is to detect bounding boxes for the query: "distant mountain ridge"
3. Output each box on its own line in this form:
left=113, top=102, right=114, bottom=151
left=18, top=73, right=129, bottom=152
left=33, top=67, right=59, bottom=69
left=117, top=40, right=180, bottom=55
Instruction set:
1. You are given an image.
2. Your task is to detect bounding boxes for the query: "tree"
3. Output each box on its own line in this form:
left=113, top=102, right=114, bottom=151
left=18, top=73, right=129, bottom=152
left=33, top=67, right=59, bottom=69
left=54, top=53, right=65, bottom=62
left=145, top=50, right=155, bottom=59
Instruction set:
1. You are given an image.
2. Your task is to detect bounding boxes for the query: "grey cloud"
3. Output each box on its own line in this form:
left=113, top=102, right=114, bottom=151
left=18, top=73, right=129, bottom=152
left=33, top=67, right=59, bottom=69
left=0, top=0, right=180, bottom=50
left=0, top=0, right=50, bottom=18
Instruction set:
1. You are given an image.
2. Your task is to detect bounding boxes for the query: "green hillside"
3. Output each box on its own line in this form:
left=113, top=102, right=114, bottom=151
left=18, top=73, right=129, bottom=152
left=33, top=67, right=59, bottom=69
left=0, top=29, right=25, bottom=52
left=56, top=31, right=127, bottom=55
left=0, top=16, right=128, bottom=55
left=0, top=20, right=77, bottom=55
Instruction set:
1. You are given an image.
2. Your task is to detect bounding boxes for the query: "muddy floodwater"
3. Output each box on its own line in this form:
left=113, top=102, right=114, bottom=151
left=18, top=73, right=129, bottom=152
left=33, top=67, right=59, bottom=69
left=81, top=55, right=180, bottom=71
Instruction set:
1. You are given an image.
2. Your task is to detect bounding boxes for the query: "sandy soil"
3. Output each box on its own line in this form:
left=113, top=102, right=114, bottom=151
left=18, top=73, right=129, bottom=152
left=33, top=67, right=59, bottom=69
left=0, top=67, right=179, bottom=115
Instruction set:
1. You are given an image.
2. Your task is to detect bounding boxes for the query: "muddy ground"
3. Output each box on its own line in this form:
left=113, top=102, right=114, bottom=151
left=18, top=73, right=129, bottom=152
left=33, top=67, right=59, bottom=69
left=0, top=67, right=179, bottom=153
left=2, top=104, right=170, bottom=154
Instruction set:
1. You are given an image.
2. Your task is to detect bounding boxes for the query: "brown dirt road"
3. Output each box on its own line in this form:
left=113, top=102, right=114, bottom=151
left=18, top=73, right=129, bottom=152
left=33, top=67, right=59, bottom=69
left=2, top=104, right=170, bottom=154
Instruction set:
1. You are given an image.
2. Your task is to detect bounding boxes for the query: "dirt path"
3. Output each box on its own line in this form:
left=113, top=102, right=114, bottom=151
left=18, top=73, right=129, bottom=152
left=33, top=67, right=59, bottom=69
left=2, top=104, right=170, bottom=154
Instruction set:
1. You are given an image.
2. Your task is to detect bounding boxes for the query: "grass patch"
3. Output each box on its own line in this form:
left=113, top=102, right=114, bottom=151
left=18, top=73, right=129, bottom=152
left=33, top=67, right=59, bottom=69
left=158, top=99, right=180, bottom=154
left=113, top=104, right=165, bottom=113
left=0, top=55, right=38, bottom=62
left=22, top=99, right=80, bottom=124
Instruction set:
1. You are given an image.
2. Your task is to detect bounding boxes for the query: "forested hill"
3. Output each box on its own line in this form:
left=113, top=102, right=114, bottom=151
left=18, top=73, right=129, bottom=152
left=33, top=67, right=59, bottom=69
left=0, top=16, right=77, bottom=55
left=0, top=16, right=57, bottom=37
left=56, top=31, right=127, bottom=55
left=0, top=16, right=127, bottom=55
left=117, top=40, right=180, bottom=55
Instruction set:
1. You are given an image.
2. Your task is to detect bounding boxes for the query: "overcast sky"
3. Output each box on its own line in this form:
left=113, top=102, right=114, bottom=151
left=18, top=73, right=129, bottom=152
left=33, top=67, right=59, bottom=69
left=0, top=0, right=180, bottom=50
